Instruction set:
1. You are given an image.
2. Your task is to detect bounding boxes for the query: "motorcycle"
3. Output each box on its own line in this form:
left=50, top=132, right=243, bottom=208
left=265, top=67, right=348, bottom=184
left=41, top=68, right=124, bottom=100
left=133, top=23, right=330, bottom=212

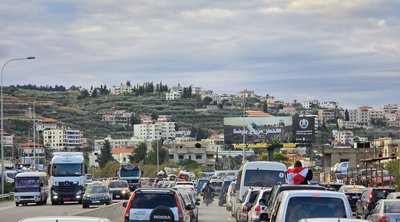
left=203, top=190, right=214, bottom=206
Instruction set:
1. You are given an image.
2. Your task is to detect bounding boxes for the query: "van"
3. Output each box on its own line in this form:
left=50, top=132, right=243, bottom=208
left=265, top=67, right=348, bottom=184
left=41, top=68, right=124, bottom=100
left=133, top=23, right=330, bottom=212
left=235, top=161, right=287, bottom=201
left=14, top=172, right=49, bottom=206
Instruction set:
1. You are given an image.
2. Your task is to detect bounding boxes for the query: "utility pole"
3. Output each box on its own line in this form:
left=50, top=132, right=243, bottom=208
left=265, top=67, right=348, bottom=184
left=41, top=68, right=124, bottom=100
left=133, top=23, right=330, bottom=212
left=242, top=97, right=246, bottom=163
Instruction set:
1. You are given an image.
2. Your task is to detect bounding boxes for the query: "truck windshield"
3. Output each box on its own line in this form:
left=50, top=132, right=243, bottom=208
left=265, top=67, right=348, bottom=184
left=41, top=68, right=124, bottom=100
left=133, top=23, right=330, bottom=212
left=15, top=177, right=39, bottom=192
left=120, top=169, right=139, bottom=177
left=52, top=163, right=83, bottom=176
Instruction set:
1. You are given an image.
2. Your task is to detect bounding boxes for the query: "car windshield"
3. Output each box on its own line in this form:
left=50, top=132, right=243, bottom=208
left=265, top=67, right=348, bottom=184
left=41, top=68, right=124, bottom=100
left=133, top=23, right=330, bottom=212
left=120, top=169, right=140, bottom=177
left=131, top=193, right=177, bottom=209
left=52, top=163, right=83, bottom=176
left=109, top=181, right=128, bottom=188
left=15, top=177, right=40, bottom=193
left=385, top=202, right=400, bottom=213
left=285, top=197, right=347, bottom=222
left=86, top=186, right=108, bottom=193
left=261, top=191, right=271, bottom=201
left=342, top=186, right=365, bottom=193
left=244, top=170, right=285, bottom=187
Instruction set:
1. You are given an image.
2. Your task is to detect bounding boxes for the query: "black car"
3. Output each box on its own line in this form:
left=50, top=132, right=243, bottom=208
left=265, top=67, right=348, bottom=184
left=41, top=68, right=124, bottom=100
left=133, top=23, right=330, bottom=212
left=355, top=187, right=396, bottom=219
left=82, top=185, right=112, bottom=208
left=108, top=180, right=130, bottom=200
left=218, top=180, right=233, bottom=206
left=338, top=185, right=366, bottom=212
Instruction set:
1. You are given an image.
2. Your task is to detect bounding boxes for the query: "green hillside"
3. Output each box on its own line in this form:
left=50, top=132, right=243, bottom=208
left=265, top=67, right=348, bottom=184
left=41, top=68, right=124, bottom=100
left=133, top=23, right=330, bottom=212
left=3, top=87, right=242, bottom=145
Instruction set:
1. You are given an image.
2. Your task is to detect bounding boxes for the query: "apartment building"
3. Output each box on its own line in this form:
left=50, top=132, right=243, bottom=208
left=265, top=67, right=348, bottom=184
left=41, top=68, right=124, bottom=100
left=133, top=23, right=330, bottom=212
left=43, top=129, right=64, bottom=150
left=279, top=105, right=296, bottom=116
left=43, top=129, right=82, bottom=150
left=36, top=118, right=58, bottom=131
left=332, top=130, right=354, bottom=145
left=347, top=106, right=372, bottom=127
left=384, top=104, right=398, bottom=114
left=102, top=110, right=133, bottom=125
left=19, top=142, right=45, bottom=165
left=166, top=141, right=216, bottom=166
left=111, top=84, right=133, bottom=95
left=302, top=100, right=319, bottom=109
left=111, top=147, right=134, bottom=164
left=237, top=89, right=256, bottom=98
left=134, top=121, right=176, bottom=141
left=318, top=108, right=335, bottom=123
left=1, top=131, right=13, bottom=148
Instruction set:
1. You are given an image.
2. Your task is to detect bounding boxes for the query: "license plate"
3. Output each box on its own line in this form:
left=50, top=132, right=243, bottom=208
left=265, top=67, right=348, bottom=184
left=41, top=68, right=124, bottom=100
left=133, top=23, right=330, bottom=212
left=116, top=195, right=120, bottom=198
left=92, top=200, right=100, bottom=203
left=63, top=198, right=71, bottom=201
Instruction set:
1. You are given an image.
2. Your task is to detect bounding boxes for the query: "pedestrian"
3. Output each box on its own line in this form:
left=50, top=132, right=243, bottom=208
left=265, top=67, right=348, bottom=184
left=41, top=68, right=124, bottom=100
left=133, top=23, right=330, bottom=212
left=287, top=160, right=313, bottom=185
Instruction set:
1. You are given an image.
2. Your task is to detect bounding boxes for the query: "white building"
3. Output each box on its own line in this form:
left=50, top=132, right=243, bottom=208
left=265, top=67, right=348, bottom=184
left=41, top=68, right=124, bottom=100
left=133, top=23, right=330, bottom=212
left=36, top=118, right=58, bottom=132
left=134, top=122, right=176, bottom=141
left=332, top=130, right=354, bottom=145
left=302, top=100, right=319, bottom=109
left=43, top=129, right=82, bottom=150
left=384, top=104, right=398, bottom=114
left=348, top=106, right=372, bottom=127
left=237, top=89, right=256, bottom=98
left=166, top=141, right=216, bottom=166
left=102, top=110, right=133, bottom=126
left=166, top=91, right=182, bottom=100
left=19, top=142, right=45, bottom=166
left=94, top=136, right=144, bottom=153
left=111, top=148, right=134, bottom=165
left=111, top=84, right=134, bottom=95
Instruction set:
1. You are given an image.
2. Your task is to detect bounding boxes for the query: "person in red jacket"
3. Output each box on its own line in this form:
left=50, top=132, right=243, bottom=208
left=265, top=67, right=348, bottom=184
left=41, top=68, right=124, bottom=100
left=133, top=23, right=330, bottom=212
left=287, top=161, right=313, bottom=185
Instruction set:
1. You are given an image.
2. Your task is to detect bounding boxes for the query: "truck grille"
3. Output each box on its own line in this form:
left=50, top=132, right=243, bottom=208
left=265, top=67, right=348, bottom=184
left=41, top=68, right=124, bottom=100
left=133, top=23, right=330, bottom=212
left=127, top=179, right=139, bottom=183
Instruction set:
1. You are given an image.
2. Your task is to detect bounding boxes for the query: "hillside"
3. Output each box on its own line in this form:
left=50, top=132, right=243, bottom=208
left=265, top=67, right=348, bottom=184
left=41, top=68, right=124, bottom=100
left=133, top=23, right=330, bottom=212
left=3, top=87, right=242, bottom=144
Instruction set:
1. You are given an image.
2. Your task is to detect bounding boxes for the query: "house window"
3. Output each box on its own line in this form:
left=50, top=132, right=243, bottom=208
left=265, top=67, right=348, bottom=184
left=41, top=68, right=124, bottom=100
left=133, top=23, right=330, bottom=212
left=189, top=155, right=192, bottom=160
left=178, top=155, right=184, bottom=160
left=169, top=155, right=174, bottom=159
left=196, top=155, right=202, bottom=160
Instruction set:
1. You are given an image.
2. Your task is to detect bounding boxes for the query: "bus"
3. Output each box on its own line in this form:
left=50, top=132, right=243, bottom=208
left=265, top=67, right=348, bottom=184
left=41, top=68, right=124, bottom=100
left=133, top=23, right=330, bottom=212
left=14, top=172, right=49, bottom=206
left=214, top=170, right=238, bottom=179
left=235, top=161, right=287, bottom=201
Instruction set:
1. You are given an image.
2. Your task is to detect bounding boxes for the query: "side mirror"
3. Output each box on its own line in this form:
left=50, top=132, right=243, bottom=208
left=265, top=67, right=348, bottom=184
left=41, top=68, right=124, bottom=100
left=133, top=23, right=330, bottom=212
left=185, top=204, right=195, bottom=210
left=195, top=201, right=200, bottom=206
left=122, top=202, right=128, bottom=208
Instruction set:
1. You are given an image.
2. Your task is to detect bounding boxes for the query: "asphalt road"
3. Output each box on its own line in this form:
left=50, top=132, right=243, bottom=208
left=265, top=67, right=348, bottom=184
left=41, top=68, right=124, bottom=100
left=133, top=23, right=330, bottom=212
left=0, top=196, right=233, bottom=222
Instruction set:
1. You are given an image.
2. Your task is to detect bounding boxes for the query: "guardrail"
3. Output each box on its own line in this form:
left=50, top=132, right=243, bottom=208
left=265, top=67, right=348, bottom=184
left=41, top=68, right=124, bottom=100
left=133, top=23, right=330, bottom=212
left=0, top=192, right=13, bottom=200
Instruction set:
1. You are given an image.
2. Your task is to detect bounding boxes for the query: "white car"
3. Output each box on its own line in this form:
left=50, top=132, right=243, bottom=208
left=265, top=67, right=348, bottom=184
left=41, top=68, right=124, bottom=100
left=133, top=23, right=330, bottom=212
left=226, top=181, right=236, bottom=211
left=247, top=188, right=272, bottom=222
left=269, top=190, right=353, bottom=222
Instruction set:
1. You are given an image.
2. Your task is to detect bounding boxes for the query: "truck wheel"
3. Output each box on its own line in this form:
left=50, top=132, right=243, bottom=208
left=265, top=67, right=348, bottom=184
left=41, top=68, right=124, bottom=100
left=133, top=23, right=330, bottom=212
left=15, top=202, right=19, bottom=207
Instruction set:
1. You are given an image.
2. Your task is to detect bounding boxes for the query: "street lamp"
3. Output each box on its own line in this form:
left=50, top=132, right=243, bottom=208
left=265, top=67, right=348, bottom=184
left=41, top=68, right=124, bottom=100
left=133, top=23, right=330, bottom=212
left=1, top=56, right=35, bottom=194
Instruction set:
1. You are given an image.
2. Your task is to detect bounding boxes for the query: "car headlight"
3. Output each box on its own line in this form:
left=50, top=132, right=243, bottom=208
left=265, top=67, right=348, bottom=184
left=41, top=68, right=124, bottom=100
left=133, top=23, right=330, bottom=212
left=121, top=190, right=127, bottom=194
left=102, top=195, right=109, bottom=200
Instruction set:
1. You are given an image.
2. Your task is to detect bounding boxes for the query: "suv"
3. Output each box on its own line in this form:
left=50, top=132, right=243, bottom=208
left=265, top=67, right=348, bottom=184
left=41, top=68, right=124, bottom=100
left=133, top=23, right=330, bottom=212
left=338, top=185, right=366, bottom=212
left=123, top=188, right=193, bottom=222
left=355, top=187, right=396, bottom=219
left=270, top=190, right=353, bottom=222
left=108, top=180, right=130, bottom=200
left=264, top=184, right=326, bottom=221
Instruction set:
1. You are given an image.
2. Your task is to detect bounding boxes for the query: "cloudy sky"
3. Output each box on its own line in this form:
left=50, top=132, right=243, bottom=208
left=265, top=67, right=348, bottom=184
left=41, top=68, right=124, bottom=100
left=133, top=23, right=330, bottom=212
left=1, top=0, right=399, bottom=108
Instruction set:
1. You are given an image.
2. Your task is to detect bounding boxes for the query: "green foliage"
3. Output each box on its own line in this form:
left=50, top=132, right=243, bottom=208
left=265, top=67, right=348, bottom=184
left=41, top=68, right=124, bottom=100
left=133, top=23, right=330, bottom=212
left=385, top=160, right=400, bottom=190
left=89, top=161, right=120, bottom=178
left=129, top=142, right=147, bottom=164
left=77, top=89, right=90, bottom=100
left=178, top=159, right=201, bottom=171
left=97, top=140, right=115, bottom=168
left=145, top=141, right=168, bottom=164
left=202, top=96, right=213, bottom=106
left=260, top=152, right=289, bottom=164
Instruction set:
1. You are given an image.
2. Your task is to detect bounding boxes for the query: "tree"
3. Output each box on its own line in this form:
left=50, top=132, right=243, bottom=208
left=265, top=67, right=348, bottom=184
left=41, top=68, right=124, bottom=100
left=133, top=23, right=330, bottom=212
left=129, top=142, right=147, bottom=164
left=344, top=109, right=350, bottom=121
left=97, top=140, right=114, bottom=168
left=202, top=97, right=213, bottom=106
left=77, top=89, right=89, bottom=100
left=145, top=141, right=168, bottom=164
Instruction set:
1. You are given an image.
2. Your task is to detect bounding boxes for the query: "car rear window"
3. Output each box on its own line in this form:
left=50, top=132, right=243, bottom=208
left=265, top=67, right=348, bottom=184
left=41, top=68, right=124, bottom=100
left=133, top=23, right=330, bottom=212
left=131, top=193, right=177, bottom=209
left=385, top=202, right=400, bottom=213
left=373, top=189, right=395, bottom=200
left=261, top=191, right=271, bottom=201
left=211, top=181, right=223, bottom=186
left=285, top=197, right=346, bottom=222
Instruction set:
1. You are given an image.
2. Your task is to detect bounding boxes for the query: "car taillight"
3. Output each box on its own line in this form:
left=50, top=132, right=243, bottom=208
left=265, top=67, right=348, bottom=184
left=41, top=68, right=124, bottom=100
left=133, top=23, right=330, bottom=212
left=188, top=209, right=193, bottom=215
left=124, top=192, right=135, bottom=221
left=174, top=193, right=184, bottom=222
left=243, top=206, right=248, bottom=212
left=255, top=205, right=261, bottom=216
left=379, top=215, right=389, bottom=222
left=368, top=193, right=373, bottom=203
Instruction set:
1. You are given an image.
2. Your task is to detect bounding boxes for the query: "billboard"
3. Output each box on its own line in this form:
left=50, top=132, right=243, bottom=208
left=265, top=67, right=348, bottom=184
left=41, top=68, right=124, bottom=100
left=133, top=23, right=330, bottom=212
left=223, top=117, right=293, bottom=145
left=292, top=116, right=315, bottom=144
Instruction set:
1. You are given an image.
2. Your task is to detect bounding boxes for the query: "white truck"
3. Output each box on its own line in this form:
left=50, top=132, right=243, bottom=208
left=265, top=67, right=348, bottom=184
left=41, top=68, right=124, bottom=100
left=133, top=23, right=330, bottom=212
left=117, top=165, right=142, bottom=191
left=48, top=152, right=87, bottom=205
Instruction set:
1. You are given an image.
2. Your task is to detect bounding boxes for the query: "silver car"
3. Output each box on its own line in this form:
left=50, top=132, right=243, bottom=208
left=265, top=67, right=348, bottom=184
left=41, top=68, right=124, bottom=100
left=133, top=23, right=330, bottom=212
left=367, top=199, right=400, bottom=222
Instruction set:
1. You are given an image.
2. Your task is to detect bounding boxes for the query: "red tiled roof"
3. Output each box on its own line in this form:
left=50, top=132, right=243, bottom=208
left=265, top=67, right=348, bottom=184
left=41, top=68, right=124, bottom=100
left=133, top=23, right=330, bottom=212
left=111, top=147, right=134, bottom=154
left=19, top=142, right=43, bottom=148
left=358, top=106, right=372, bottom=111
left=246, top=110, right=273, bottom=117
left=40, top=118, right=58, bottom=123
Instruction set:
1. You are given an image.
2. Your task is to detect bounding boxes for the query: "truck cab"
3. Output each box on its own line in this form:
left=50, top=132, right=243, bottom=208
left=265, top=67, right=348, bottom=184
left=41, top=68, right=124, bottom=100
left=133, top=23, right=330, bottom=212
left=48, top=152, right=87, bottom=205
left=117, top=165, right=142, bottom=191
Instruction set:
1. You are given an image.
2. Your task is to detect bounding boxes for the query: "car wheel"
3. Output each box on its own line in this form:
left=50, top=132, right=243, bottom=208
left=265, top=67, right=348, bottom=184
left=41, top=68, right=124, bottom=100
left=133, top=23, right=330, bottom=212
left=83, top=204, right=88, bottom=208
left=78, top=200, right=82, bottom=204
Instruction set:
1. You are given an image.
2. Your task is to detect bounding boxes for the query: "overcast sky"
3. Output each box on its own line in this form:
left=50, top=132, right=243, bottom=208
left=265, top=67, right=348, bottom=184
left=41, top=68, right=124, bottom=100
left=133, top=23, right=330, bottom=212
left=1, top=0, right=399, bottom=108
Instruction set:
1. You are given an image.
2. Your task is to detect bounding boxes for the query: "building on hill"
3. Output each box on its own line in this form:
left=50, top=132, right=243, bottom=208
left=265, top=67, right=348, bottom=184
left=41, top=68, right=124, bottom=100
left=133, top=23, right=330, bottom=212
left=318, top=108, right=336, bottom=124
left=36, top=118, right=58, bottom=131
left=111, top=147, right=135, bottom=164
left=245, top=110, right=273, bottom=117
left=332, top=130, right=354, bottom=145
left=1, top=131, right=13, bottom=148
left=133, top=121, right=176, bottom=141
left=94, top=135, right=144, bottom=153
left=166, top=91, right=182, bottom=100
left=279, top=105, right=296, bottom=116
left=102, top=110, right=133, bottom=126
left=111, top=84, right=133, bottom=95
left=43, top=128, right=82, bottom=150
left=165, top=141, right=216, bottom=166
left=237, top=89, right=256, bottom=98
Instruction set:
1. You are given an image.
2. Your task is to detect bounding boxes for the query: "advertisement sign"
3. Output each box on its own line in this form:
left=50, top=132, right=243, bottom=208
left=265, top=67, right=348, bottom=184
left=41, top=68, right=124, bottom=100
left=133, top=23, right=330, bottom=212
left=292, top=116, right=315, bottom=143
left=223, top=117, right=293, bottom=144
